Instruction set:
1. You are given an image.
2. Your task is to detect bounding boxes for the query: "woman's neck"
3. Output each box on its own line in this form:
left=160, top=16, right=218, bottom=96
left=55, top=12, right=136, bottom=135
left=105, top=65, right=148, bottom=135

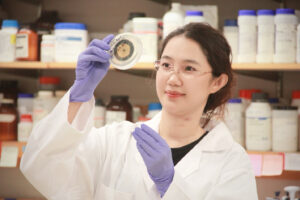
left=159, top=110, right=205, bottom=148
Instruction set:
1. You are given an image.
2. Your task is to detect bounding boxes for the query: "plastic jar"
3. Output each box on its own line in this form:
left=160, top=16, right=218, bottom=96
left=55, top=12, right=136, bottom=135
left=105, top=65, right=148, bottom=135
left=246, top=93, right=272, bottom=151
left=123, top=12, right=146, bottom=33
left=162, top=2, right=184, bottom=39
left=41, top=34, right=55, bottom=62
left=274, top=8, right=298, bottom=63
left=16, top=27, right=38, bottom=61
left=237, top=10, right=257, bottom=63
left=94, top=98, right=106, bottom=128
left=105, top=95, right=132, bottom=125
left=297, top=24, right=300, bottom=63
left=256, top=9, right=275, bottom=63
left=146, top=102, right=162, bottom=119
left=223, top=19, right=238, bottom=63
left=224, top=98, right=245, bottom=147
left=17, top=93, right=34, bottom=117
left=17, top=114, right=33, bottom=142
left=39, top=76, right=60, bottom=92
left=0, top=99, right=17, bottom=141
left=54, top=22, right=88, bottom=62
left=272, top=106, right=298, bottom=152
left=0, top=19, right=19, bottom=62
left=291, top=90, right=300, bottom=151
left=132, top=17, right=158, bottom=62
left=184, top=10, right=205, bottom=25
left=33, top=91, right=57, bottom=124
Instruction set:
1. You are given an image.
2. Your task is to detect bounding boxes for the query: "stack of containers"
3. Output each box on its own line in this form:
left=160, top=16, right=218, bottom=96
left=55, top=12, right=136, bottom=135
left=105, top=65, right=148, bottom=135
left=132, top=17, right=158, bottom=62
left=223, top=19, right=238, bottom=63
left=0, top=20, right=19, bottom=62
left=237, top=10, right=257, bottom=63
left=184, top=11, right=205, bottom=25
left=256, top=9, right=275, bottom=63
left=162, top=2, right=184, bottom=39
left=54, top=22, right=88, bottom=62
left=274, top=8, right=298, bottom=63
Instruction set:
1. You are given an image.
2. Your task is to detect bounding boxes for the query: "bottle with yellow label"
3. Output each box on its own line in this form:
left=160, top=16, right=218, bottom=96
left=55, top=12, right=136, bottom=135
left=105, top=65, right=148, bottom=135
left=0, top=19, right=19, bottom=62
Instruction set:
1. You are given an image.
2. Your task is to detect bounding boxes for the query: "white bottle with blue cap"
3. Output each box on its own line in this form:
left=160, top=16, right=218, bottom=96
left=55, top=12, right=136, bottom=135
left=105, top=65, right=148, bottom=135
left=223, top=19, right=238, bottom=63
left=146, top=102, right=162, bottom=119
left=274, top=8, right=298, bottom=63
left=257, top=9, right=275, bottom=63
left=184, top=10, right=205, bottom=25
left=0, top=19, right=19, bottom=62
left=237, top=10, right=257, bottom=63
left=162, top=2, right=184, bottom=39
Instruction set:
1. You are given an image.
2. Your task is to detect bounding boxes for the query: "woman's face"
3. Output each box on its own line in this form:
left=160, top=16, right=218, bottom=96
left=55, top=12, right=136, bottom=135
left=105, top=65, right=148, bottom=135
left=156, top=35, right=221, bottom=117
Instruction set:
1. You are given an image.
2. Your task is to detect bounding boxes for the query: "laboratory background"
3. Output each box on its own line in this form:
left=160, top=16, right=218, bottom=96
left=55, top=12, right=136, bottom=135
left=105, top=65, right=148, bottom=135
left=0, top=0, right=300, bottom=199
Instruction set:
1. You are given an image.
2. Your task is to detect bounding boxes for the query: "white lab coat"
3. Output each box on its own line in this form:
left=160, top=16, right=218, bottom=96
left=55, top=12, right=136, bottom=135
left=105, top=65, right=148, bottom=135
left=21, top=91, right=258, bottom=200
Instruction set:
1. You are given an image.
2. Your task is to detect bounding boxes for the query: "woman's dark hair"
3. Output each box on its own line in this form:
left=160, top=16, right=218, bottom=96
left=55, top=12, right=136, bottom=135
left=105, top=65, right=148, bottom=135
left=159, top=23, right=234, bottom=127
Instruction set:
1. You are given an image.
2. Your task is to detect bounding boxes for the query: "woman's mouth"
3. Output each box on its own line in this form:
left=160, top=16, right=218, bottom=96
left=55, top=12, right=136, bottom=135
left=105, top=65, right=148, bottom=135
left=165, top=90, right=185, bottom=98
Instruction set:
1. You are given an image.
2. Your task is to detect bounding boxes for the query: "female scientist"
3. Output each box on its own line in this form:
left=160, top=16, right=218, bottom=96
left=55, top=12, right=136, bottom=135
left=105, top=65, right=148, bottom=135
left=21, top=23, right=258, bottom=200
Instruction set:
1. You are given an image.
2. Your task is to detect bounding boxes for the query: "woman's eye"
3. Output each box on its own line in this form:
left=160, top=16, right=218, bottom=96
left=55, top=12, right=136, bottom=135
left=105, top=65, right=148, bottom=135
left=185, top=66, right=196, bottom=71
left=161, top=63, right=171, bottom=69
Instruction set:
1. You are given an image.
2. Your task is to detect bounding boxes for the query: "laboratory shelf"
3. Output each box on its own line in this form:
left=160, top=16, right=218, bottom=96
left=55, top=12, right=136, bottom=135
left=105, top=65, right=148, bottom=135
left=1, top=62, right=300, bottom=71
left=1, top=141, right=300, bottom=180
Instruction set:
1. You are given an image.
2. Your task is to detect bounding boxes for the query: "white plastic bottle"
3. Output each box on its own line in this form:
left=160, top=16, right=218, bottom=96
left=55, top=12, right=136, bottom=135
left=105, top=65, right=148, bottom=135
left=297, top=24, right=300, bottom=63
left=237, top=10, right=257, bottom=63
left=274, top=8, right=298, bottom=63
left=162, top=2, right=184, bottom=39
left=41, top=34, right=55, bottom=62
left=246, top=93, right=272, bottom=151
left=224, top=98, right=245, bottom=147
left=272, top=106, right=298, bottom=152
left=18, top=114, right=33, bottom=142
left=33, top=91, right=57, bottom=124
left=291, top=90, right=300, bottom=151
left=0, top=19, right=19, bottom=62
left=17, top=93, right=34, bottom=118
left=256, top=9, right=275, bottom=63
left=223, top=19, right=238, bottom=63
left=184, top=10, right=205, bottom=25
left=146, top=102, right=162, bottom=119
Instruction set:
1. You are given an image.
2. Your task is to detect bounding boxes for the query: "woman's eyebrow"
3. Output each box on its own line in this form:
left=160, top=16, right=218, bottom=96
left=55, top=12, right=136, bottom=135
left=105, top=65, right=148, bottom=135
left=161, top=55, right=173, bottom=60
left=183, top=59, right=200, bottom=65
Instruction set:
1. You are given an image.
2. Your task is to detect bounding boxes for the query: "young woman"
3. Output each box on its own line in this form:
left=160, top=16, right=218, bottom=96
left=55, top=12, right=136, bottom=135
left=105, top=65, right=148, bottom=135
left=21, top=23, right=258, bottom=200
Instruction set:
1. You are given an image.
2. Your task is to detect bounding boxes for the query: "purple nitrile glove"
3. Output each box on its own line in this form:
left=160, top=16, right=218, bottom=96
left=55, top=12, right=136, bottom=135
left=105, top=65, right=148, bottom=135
left=70, top=34, right=114, bottom=102
left=132, top=124, right=174, bottom=197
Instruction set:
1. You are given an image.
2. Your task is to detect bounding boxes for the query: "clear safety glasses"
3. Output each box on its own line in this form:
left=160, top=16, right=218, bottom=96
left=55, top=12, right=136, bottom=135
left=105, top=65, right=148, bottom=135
left=154, top=60, right=212, bottom=79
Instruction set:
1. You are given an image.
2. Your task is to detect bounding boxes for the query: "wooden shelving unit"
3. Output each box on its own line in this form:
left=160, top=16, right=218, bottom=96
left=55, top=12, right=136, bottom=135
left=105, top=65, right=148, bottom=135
left=0, top=62, right=300, bottom=71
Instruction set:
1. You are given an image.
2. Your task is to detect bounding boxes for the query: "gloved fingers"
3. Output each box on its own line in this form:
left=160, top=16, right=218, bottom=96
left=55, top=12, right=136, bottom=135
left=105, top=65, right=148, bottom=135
left=81, top=46, right=111, bottom=62
left=132, top=128, right=160, bottom=152
left=88, top=39, right=111, bottom=50
left=79, top=54, right=109, bottom=64
left=102, top=34, right=115, bottom=44
left=136, top=143, right=153, bottom=164
left=141, top=124, right=169, bottom=148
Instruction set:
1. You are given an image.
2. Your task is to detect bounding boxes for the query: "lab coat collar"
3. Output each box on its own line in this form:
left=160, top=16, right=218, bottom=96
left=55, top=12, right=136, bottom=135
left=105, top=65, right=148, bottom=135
left=135, top=111, right=234, bottom=184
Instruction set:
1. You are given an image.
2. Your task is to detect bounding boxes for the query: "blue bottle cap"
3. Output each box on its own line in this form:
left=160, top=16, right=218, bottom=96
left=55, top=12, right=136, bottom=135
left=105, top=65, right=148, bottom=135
left=186, top=10, right=203, bottom=16
left=238, top=10, right=256, bottom=16
left=268, top=98, right=279, bottom=104
left=257, top=9, right=275, bottom=16
left=228, top=98, right=242, bottom=103
left=276, top=8, right=295, bottom=15
left=18, top=93, right=34, bottom=98
left=1, top=19, right=19, bottom=28
left=55, top=22, right=87, bottom=30
left=224, top=19, right=237, bottom=26
left=148, top=102, right=162, bottom=111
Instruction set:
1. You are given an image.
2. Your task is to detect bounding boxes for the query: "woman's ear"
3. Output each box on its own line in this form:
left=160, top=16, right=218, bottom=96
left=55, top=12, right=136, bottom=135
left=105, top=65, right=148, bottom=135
left=209, top=74, right=228, bottom=94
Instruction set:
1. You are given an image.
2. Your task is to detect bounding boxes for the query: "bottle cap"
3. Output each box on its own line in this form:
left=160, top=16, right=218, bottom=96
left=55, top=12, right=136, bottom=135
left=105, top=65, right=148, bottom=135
left=257, top=9, right=275, bottom=16
left=273, top=105, right=297, bottom=110
left=55, top=22, right=87, bottom=30
left=292, top=90, right=300, bottom=99
left=18, top=93, right=34, bottom=98
left=128, top=12, right=146, bottom=20
left=224, top=19, right=237, bottom=26
left=238, top=10, right=256, bottom=16
left=276, top=8, right=295, bottom=15
left=109, top=33, right=143, bottom=70
left=148, top=102, right=162, bottom=111
left=96, top=98, right=105, bottom=106
left=39, top=76, right=60, bottom=84
left=20, top=114, right=33, bottom=122
left=251, top=92, right=268, bottom=102
left=186, top=10, right=203, bottom=16
left=228, top=98, right=242, bottom=103
left=1, top=20, right=19, bottom=28
left=268, top=98, right=279, bottom=104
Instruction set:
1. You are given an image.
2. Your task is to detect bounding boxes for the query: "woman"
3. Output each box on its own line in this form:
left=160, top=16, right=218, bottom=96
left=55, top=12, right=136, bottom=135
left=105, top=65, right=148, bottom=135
left=21, top=23, right=258, bottom=200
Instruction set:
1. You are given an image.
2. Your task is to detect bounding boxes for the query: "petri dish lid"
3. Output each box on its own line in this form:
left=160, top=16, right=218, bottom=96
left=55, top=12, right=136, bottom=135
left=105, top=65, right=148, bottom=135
left=109, top=33, right=143, bottom=70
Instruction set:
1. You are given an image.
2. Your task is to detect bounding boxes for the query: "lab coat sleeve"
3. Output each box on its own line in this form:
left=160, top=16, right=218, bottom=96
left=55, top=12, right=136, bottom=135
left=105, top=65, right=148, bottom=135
left=20, top=91, right=104, bottom=200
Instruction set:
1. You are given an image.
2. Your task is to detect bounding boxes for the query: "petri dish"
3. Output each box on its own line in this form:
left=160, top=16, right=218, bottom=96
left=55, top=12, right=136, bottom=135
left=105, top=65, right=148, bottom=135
left=109, top=33, right=143, bottom=70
